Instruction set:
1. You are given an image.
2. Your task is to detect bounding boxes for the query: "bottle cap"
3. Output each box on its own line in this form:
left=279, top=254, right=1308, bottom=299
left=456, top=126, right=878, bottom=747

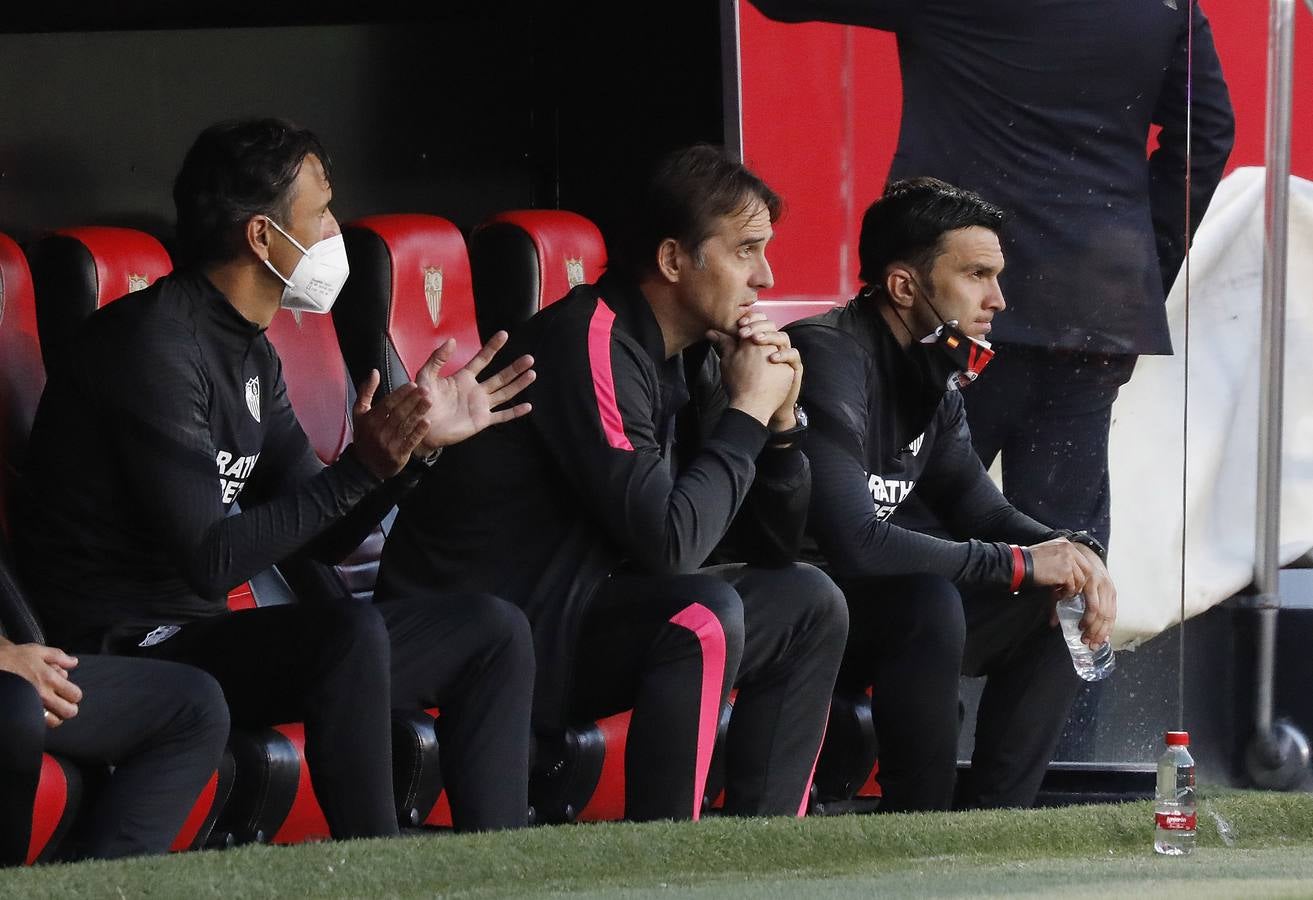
left=1165, top=730, right=1190, bottom=746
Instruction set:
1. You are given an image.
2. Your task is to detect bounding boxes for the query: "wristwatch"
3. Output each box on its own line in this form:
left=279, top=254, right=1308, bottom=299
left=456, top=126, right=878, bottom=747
left=1064, top=530, right=1107, bottom=562
left=766, top=403, right=808, bottom=448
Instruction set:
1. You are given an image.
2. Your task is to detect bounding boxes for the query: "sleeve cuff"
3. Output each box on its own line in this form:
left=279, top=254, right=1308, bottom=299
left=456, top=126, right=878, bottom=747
left=334, top=444, right=386, bottom=490
left=756, top=444, right=807, bottom=482
left=710, top=407, right=770, bottom=456
left=1008, top=544, right=1034, bottom=593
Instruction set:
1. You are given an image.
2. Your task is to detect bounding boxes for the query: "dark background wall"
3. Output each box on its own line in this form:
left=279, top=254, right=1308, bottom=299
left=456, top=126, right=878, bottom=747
left=0, top=2, right=726, bottom=250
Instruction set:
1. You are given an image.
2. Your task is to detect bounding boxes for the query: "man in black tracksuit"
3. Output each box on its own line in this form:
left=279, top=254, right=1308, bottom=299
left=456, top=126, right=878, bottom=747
left=379, top=145, right=848, bottom=821
left=17, top=119, right=537, bottom=836
left=753, top=0, right=1234, bottom=756
left=787, top=179, right=1118, bottom=811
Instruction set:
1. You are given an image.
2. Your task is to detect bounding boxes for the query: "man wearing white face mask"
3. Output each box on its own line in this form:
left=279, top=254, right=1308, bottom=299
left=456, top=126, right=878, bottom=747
left=18, top=118, right=538, bottom=837
left=787, top=179, right=1118, bottom=811
left=260, top=215, right=351, bottom=314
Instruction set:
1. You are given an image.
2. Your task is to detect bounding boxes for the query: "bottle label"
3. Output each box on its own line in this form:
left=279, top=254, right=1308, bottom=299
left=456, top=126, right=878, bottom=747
left=1156, top=812, right=1197, bottom=830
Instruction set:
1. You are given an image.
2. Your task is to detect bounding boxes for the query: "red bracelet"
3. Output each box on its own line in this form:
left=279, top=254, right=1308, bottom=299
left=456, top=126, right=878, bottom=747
left=1009, top=544, right=1026, bottom=592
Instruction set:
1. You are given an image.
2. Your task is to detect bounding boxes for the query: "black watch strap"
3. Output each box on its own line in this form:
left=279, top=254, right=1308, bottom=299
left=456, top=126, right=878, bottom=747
left=1062, top=529, right=1107, bottom=561
left=766, top=403, right=808, bottom=448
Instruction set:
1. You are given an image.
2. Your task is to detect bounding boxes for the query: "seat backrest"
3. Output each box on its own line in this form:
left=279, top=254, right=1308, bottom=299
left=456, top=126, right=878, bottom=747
left=263, top=308, right=353, bottom=465
left=27, top=226, right=172, bottom=367
left=0, top=233, right=44, bottom=544
left=263, top=309, right=388, bottom=603
left=468, top=209, right=607, bottom=341
left=335, top=214, right=480, bottom=394
left=755, top=298, right=842, bottom=327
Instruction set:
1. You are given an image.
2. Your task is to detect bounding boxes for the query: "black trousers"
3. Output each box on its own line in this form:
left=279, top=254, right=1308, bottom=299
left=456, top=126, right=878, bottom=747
left=569, top=562, right=848, bottom=821
left=961, top=345, right=1136, bottom=550
left=962, top=344, right=1136, bottom=760
left=1, top=657, right=228, bottom=865
left=837, top=573, right=1079, bottom=811
left=130, top=595, right=533, bottom=836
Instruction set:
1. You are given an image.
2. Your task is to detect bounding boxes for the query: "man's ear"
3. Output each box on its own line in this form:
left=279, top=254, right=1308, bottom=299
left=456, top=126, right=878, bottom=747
left=885, top=264, right=918, bottom=310
left=655, top=237, right=682, bottom=284
left=246, top=215, right=273, bottom=262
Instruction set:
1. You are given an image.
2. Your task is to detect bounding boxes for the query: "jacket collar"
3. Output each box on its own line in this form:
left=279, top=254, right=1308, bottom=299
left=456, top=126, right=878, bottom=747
left=594, top=272, right=668, bottom=367
left=178, top=268, right=267, bottom=344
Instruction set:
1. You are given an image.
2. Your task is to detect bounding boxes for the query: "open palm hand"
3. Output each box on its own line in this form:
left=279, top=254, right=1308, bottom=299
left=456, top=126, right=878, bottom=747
left=414, top=331, right=535, bottom=450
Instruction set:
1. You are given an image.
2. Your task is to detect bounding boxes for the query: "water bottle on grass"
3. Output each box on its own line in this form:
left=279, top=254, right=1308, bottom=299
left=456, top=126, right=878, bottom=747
left=1055, top=593, right=1115, bottom=681
left=1155, top=730, right=1196, bottom=856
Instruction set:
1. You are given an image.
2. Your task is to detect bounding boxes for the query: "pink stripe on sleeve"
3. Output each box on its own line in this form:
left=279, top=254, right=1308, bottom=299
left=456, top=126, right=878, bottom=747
left=669, top=602, right=728, bottom=821
left=588, top=299, right=634, bottom=451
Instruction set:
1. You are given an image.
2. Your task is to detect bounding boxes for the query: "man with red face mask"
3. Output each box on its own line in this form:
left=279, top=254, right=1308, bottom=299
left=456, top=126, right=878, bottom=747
left=787, top=179, right=1118, bottom=811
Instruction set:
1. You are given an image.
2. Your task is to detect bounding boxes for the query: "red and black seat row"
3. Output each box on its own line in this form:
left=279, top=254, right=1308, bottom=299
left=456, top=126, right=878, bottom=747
left=2, top=210, right=859, bottom=858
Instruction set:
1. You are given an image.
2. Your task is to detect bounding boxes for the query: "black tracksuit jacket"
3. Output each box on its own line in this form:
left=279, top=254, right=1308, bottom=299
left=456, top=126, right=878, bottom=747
left=378, top=274, right=810, bottom=729
left=18, top=270, right=413, bottom=650
left=787, top=299, right=1064, bottom=586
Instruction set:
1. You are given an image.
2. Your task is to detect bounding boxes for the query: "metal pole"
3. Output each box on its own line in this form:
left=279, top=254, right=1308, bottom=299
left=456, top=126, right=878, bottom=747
left=1253, top=0, right=1296, bottom=739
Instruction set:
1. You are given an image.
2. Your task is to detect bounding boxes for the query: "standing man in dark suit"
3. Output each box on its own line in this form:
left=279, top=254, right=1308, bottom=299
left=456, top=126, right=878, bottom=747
left=751, top=0, right=1233, bottom=753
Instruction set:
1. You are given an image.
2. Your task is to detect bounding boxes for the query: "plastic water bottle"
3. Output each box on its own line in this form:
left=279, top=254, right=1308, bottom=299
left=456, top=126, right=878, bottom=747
left=1154, top=730, right=1196, bottom=855
left=1055, top=593, right=1115, bottom=681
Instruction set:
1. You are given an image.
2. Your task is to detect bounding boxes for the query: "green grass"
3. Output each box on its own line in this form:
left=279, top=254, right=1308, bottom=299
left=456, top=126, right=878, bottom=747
left=5, top=790, right=1313, bottom=898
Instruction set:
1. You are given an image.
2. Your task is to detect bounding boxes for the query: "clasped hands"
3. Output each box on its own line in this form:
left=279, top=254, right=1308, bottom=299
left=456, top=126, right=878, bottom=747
left=710, top=312, right=801, bottom=432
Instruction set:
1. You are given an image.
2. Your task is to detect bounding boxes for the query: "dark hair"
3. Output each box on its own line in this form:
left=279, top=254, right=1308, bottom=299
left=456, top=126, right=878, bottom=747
left=172, top=118, right=331, bottom=267
left=607, top=144, right=782, bottom=281
left=857, top=177, right=1005, bottom=286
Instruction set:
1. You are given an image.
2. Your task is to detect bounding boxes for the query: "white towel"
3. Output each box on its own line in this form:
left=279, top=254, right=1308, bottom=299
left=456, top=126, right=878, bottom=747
left=1108, top=167, right=1313, bottom=647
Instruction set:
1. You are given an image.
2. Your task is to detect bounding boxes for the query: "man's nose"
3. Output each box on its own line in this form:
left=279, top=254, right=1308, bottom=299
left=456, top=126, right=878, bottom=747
left=989, top=279, right=1006, bottom=312
left=323, top=210, right=342, bottom=240
left=753, top=255, right=775, bottom=291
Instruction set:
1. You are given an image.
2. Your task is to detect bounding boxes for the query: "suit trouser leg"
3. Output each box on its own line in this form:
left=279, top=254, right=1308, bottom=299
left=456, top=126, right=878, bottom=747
left=962, top=346, right=1136, bottom=760
left=379, top=592, right=534, bottom=832
left=132, top=603, right=398, bottom=839
left=961, top=345, right=1137, bottom=547
left=707, top=563, right=848, bottom=816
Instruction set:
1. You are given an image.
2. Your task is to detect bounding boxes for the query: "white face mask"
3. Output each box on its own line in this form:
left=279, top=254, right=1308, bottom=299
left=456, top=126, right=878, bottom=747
left=262, top=217, right=350, bottom=314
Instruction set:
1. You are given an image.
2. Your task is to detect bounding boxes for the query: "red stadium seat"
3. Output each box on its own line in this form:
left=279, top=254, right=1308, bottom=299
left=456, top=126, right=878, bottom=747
left=468, top=209, right=607, bottom=340
left=0, top=234, right=42, bottom=542
left=391, top=708, right=452, bottom=828
left=168, top=757, right=235, bottom=853
left=810, top=688, right=882, bottom=815
left=261, top=304, right=385, bottom=606
left=335, top=214, right=481, bottom=394
left=264, top=308, right=352, bottom=465
left=26, top=226, right=171, bottom=366
left=530, top=698, right=735, bottom=824
left=753, top=298, right=841, bottom=327
left=24, top=753, right=82, bottom=865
